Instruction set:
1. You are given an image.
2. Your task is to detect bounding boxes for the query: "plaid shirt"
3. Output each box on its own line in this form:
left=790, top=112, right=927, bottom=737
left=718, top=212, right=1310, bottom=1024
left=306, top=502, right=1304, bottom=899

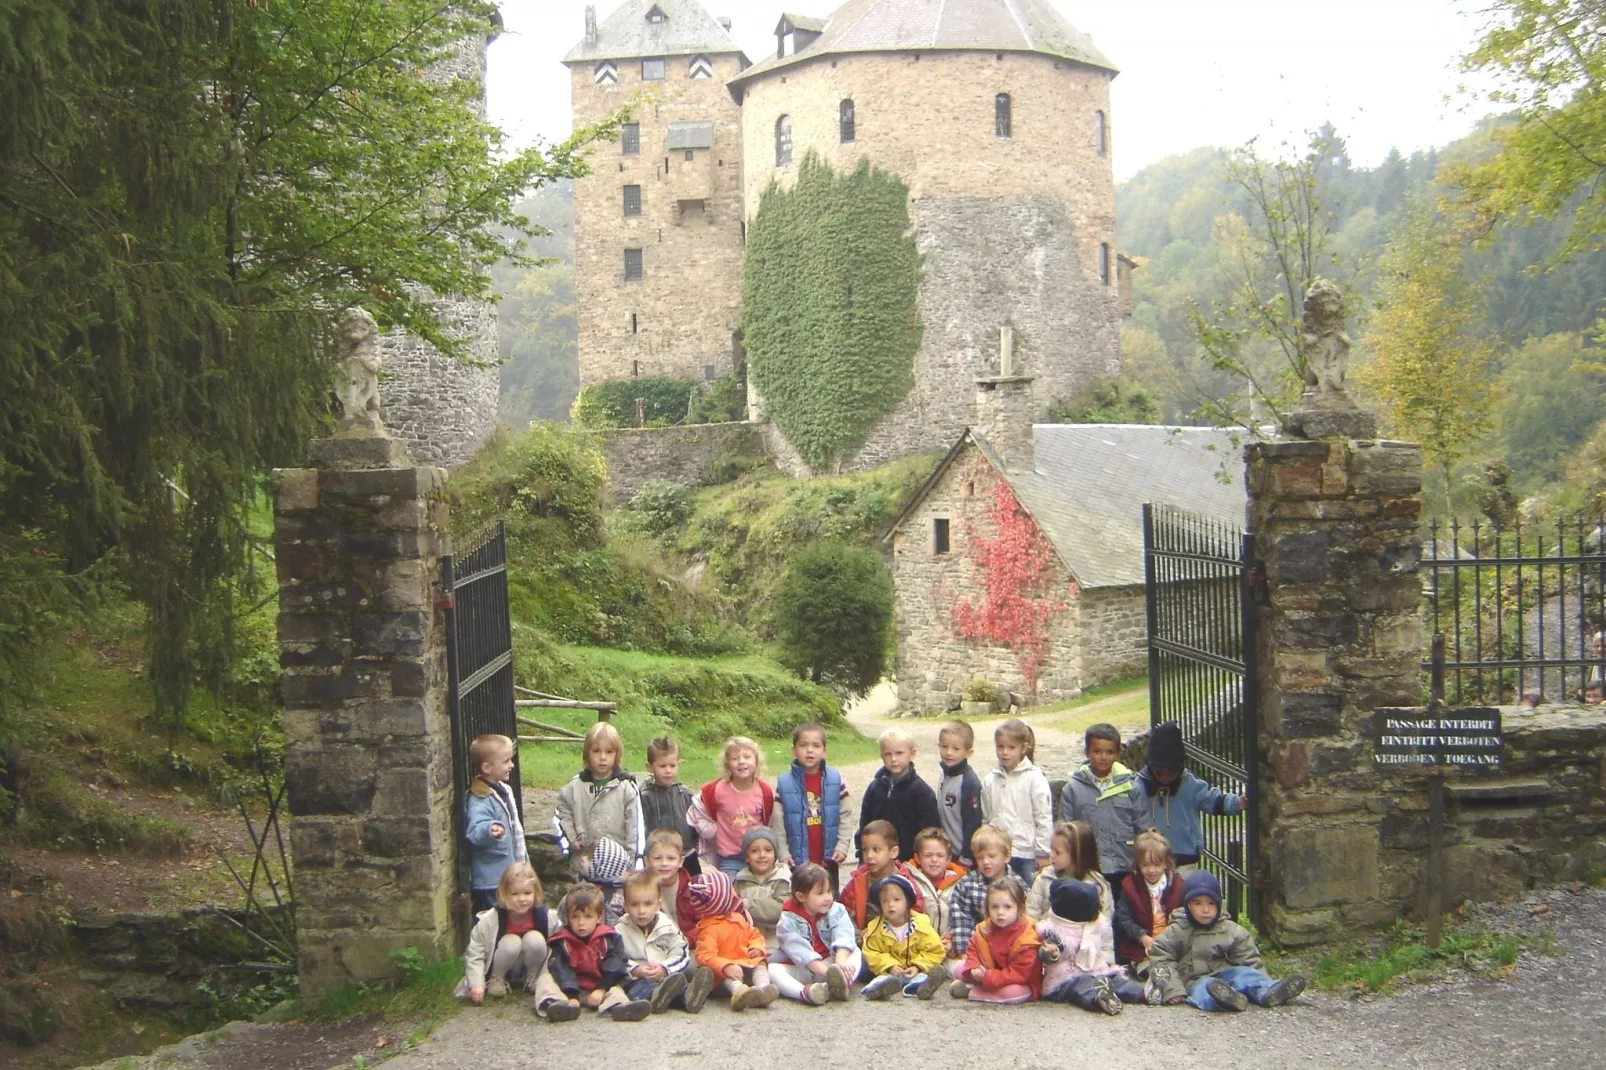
left=947, top=871, right=992, bottom=957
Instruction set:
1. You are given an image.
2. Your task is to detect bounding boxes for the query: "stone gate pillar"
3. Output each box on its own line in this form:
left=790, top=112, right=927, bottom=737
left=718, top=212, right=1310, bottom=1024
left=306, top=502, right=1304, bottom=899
left=1247, top=435, right=1423, bottom=945
left=273, top=426, right=457, bottom=992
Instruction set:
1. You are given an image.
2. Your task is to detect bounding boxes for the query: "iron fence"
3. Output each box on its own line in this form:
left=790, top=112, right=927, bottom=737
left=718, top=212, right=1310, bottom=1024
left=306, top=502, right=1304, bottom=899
left=443, top=519, right=520, bottom=815
left=1422, top=514, right=1606, bottom=705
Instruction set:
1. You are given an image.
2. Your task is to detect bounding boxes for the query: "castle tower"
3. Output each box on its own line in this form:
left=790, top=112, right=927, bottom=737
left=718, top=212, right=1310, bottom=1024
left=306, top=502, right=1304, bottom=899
left=564, top=1, right=749, bottom=391
left=728, top=0, right=1124, bottom=471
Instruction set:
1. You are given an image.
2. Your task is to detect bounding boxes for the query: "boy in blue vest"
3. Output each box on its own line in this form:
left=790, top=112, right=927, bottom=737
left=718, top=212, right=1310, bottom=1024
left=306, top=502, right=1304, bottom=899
left=775, top=722, right=853, bottom=887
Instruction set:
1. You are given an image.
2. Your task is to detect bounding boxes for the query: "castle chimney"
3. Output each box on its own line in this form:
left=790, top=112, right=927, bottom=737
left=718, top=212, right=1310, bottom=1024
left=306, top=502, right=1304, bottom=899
left=718, top=15, right=732, bottom=30
left=975, top=325, right=1035, bottom=473
left=584, top=5, right=599, bottom=45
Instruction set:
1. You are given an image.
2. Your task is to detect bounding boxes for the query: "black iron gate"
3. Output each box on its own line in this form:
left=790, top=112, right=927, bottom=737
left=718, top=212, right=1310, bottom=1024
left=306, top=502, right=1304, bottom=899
left=1142, top=503, right=1259, bottom=926
left=443, top=519, right=521, bottom=816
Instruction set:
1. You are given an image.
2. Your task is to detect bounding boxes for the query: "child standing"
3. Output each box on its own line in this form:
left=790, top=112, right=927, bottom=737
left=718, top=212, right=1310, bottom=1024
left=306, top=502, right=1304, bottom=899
left=860, top=875, right=946, bottom=1000
left=858, top=727, right=942, bottom=861
left=1149, top=871, right=1306, bottom=1012
left=1115, top=829, right=1186, bottom=966
left=687, top=870, right=779, bottom=1010
left=770, top=863, right=858, bottom=1006
left=554, top=722, right=645, bottom=866
left=911, top=827, right=967, bottom=941
left=463, top=734, right=527, bottom=911
left=1059, top=723, right=1148, bottom=889
left=773, top=722, right=853, bottom=880
left=839, top=819, right=932, bottom=930
left=618, top=870, right=716, bottom=1014
left=1026, top=821, right=1112, bottom=922
left=1136, top=723, right=1246, bottom=875
left=734, top=827, right=792, bottom=951
left=639, top=736, right=700, bottom=876
left=645, top=829, right=698, bottom=936
left=936, top=721, right=983, bottom=867
left=980, top=719, right=1054, bottom=884
left=458, top=863, right=549, bottom=1003
left=1037, top=879, right=1149, bottom=1014
left=689, top=736, right=785, bottom=877
left=929, top=824, right=1014, bottom=982
left=533, top=883, right=652, bottom=1022
left=950, top=877, right=1042, bottom=1004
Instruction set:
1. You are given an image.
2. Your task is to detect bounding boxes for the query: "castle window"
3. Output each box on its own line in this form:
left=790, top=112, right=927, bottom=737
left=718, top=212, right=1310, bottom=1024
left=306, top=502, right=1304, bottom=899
left=622, top=185, right=641, bottom=216
left=677, top=199, right=706, bottom=219
left=621, top=123, right=640, bottom=155
left=684, top=149, right=695, bottom=161
left=688, top=54, right=713, bottom=79
left=1099, top=242, right=1111, bottom=285
left=631, top=313, right=639, bottom=334
left=933, top=518, right=951, bottom=555
left=1095, top=110, right=1107, bottom=156
left=775, top=114, right=792, bottom=166
left=839, top=99, right=855, bottom=143
left=624, top=248, right=643, bottom=280
left=642, top=57, right=666, bottom=81
left=594, top=60, right=618, bottom=87
left=632, top=360, right=640, bottom=377
left=995, top=94, right=1011, bottom=138
left=704, top=364, right=717, bottom=381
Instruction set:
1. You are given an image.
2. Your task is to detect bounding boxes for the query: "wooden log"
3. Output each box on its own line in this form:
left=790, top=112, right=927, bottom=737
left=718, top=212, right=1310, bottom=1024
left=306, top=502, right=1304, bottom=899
left=519, top=735, right=585, bottom=744
left=514, top=699, right=617, bottom=712
left=517, top=715, right=584, bottom=737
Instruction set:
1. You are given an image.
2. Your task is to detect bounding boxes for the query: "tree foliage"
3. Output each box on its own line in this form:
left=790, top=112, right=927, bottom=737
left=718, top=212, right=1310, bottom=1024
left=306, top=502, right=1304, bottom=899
left=0, top=0, right=616, bottom=726
left=773, top=543, right=894, bottom=697
left=497, top=182, right=580, bottom=425
left=1495, top=332, right=1606, bottom=485
left=743, top=153, right=921, bottom=472
left=1047, top=377, right=1160, bottom=424
left=572, top=377, right=696, bottom=428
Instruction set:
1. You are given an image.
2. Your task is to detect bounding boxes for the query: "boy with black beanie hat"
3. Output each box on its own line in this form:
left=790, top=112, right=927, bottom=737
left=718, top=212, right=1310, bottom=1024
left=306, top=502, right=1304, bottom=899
left=1136, top=723, right=1246, bottom=873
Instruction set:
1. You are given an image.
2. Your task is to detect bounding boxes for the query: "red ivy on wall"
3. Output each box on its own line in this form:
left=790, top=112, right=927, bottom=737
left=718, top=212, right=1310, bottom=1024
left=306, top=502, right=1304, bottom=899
left=951, top=478, right=1069, bottom=693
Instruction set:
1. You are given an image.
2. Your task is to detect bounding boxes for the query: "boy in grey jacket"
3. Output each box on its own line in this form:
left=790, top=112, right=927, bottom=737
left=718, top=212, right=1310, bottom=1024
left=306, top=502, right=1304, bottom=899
left=1058, top=723, right=1147, bottom=886
left=618, top=871, right=715, bottom=1014
left=1149, top=872, right=1305, bottom=1012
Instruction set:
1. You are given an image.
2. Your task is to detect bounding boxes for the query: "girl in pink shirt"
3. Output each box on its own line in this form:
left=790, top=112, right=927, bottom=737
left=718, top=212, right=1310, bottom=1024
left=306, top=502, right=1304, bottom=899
left=690, top=736, right=786, bottom=877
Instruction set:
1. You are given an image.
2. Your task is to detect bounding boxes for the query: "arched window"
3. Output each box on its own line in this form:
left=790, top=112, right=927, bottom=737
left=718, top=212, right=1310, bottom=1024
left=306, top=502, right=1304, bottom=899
left=1099, top=242, right=1111, bottom=285
left=1095, top=109, right=1107, bottom=156
left=775, top=114, right=793, bottom=166
left=839, top=99, right=855, bottom=143
left=995, top=93, right=1011, bottom=138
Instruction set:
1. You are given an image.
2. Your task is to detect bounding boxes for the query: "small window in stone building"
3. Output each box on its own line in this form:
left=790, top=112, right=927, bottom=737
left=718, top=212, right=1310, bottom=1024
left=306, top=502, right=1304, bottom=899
left=624, top=248, right=643, bottom=280
left=677, top=198, right=706, bottom=220
left=704, top=364, right=717, bottom=381
left=1099, top=242, right=1111, bottom=285
left=646, top=5, right=667, bottom=23
left=630, top=313, right=639, bottom=334
left=622, top=123, right=640, bottom=155
left=642, top=57, right=666, bottom=81
left=632, top=360, right=640, bottom=377
left=684, top=149, right=695, bottom=161
left=688, top=54, right=713, bottom=79
left=967, top=481, right=975, bottom=497
left=1095, top=109, right=1107, bottom=156
left=933, top=518, right=951, bottom=555
left=775, top=114, right=793, bottom=166
left=623, top=184, right=642, bottom=216
left=839, top=99, right=855, bottom=143
left=995, top=93, right=1011, bottom=138
left=594, top=60, right=619, bottom=87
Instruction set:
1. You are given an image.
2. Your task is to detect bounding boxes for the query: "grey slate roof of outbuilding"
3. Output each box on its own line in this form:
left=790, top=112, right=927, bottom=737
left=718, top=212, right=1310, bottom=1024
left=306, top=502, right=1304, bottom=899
left=729, top=0, right=1117, bottom=87
left=563, top=0, right=747, bottom=64
left=888, top=424, right=1247, bottom=589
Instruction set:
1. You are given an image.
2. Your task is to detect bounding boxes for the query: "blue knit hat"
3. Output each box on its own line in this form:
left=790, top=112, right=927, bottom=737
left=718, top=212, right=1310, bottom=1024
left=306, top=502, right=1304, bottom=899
left=871, top=874, right=917, bottom=911
left=1181, top=870, right=1222, bottom=912
left=1049, top=879, right=1100, bottom=923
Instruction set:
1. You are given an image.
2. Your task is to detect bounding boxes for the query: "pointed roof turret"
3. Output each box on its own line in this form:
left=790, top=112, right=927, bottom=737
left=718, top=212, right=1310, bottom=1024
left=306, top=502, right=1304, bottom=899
left=563, top=0, right=748, bottom=63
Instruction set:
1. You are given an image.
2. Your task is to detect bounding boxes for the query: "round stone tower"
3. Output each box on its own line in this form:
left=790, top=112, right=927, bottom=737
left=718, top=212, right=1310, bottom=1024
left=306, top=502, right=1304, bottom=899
left=728, top=0, right=1122, bottom=472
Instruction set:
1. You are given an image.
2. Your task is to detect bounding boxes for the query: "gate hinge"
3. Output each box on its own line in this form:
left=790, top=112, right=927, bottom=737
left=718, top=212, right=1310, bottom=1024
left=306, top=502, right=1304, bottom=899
left=434, top=586, right=455, bottom=612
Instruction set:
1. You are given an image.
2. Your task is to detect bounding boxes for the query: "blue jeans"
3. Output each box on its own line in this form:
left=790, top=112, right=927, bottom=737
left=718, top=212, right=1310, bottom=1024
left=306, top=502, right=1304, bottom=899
left=471, top=888, right=498, bottom=912
left=1008, top=857, right=1036, bottom=884
left=1186, top=966, right=1278, bottom=1011
left=716, top=855, right=744, bottom=878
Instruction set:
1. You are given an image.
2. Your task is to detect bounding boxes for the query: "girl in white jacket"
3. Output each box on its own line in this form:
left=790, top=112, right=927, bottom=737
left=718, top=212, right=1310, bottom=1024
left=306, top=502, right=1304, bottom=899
left=457, top=863, right=552, bottom=1003
left=980, top=719, right=1054, bottom=884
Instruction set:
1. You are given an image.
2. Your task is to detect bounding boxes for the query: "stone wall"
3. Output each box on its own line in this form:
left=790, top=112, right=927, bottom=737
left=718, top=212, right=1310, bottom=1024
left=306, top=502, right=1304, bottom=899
left=70, top=908, right=279, bottom=1011
left=890, top=445, right=1083, bottom=711
left=1081, top=584, right=1147, bottom=686
left=597, top=420, right=765, bottom=502
left=377, top=293, right=499, bottom=469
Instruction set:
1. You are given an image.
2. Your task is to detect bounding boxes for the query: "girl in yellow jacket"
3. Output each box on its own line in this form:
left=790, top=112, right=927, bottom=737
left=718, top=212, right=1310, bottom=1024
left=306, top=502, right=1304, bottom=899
left=860, top=875, right=947, bottom=1000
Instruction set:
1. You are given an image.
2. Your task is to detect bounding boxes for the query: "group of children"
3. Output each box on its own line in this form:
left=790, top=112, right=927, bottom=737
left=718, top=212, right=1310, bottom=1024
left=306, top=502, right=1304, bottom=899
left=458, top=716, right=1305, bottom=1021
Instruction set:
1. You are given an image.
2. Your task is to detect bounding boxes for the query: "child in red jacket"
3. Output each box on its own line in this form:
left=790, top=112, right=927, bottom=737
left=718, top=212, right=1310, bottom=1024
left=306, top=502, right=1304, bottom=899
left=950, top=876, right=1041, bottom=1004
left=1115, top=830, right=1187, bottom=966
left=532, top=884, right=651, bottom=1022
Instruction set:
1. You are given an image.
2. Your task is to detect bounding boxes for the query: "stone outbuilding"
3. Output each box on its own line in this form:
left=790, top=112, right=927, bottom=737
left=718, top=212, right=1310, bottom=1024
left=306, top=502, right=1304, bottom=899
left=884, top=379, right=1245, bottom=712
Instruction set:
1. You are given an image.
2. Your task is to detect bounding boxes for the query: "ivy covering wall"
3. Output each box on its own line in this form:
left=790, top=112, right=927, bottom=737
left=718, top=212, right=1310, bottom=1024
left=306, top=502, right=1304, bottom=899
left=571, top=376, right=696, bottom=428
left=742, top=153, right=922, bottom=471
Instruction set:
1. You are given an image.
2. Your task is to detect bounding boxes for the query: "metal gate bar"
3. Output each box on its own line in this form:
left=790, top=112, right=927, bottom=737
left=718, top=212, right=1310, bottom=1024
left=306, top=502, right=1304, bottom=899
left=443, top=519, right=521, bottom=821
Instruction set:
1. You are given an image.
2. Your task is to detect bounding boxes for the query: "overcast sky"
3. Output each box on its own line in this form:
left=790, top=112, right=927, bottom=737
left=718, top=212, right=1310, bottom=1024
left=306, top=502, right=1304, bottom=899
left=487, top=0, right=1498, bottom=180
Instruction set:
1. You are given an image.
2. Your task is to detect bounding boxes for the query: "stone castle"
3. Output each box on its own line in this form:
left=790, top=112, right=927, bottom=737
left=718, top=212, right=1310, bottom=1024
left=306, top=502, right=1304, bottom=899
left=564, top=0, right=1130, bottom=474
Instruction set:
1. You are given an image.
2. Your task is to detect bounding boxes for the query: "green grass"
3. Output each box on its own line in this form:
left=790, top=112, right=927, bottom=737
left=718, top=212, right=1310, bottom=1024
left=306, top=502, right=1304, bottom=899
left=1309, top=918, right=1534, bottom=993
left=306, top=950, right=464, bottom=1040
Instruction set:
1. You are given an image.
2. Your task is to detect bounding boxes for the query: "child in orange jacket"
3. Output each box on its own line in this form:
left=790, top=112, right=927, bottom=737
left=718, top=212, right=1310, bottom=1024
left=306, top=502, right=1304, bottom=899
left=950, top=875, right=1042, bottom=1004
left=688, top=870, right=779, bottom=1011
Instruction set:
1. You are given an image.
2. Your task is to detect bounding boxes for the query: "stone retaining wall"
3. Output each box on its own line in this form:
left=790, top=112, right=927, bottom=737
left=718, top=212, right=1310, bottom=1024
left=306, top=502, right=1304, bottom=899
left=597, top=421, right=765, bottom=502
left=70, top=908, right=277, bottom=1010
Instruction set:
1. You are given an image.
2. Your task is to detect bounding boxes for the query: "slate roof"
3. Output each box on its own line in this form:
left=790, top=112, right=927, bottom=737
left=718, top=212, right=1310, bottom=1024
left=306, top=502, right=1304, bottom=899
left=888, top=424, right=1247, bottom=589
left=729, top=0, right=1116, bottom=87
left=563, top=0, right=747, bottom=64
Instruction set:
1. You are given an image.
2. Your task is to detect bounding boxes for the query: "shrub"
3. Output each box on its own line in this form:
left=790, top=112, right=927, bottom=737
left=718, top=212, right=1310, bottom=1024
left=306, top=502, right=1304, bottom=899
left=963, top=677, right=1002, bottom=705
left=627, top=480, right=694, bottom=535
left=773, top=543, right=893, bottom=697
left=1047, top=376, right=1160, bottom=425
left=687, top=371, right=747, bottom=425
left=571, top=377, right=695, bottom=429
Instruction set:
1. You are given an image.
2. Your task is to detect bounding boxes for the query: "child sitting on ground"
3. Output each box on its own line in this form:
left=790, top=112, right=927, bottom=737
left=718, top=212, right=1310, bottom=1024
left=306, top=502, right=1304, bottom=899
left=734, top=827, right=792, bottom=951
left=911, top=827, right=967, bottom=942
left=458, top=862, right=549, bottom=1003
left=774, top=721, right=854, bottom=878
left=534, top=883, right=652, bottom=1023
left=1115, top=829, right=1186, bottom=968
left=770, top=862, right=858, bottom=1006
left=645, top=829, right=698, bottom=936
left=617, top=870, right=716, bottom=1015
left=1136, top=723, right=1246, bottom=875
left=463, top=733, right=527, bottom=911
left=861, top=874, right=946, bottom=1000
left=690, top=736, right=785, bottom=877
left=1037, top=879, right=1150, bottom=1015
left=936, top=721, right=983, bottom=867
left=573, top=836, right=631, bottom=925
left=928, top=824, right=1014, bottom=987
left=1149, top=871, right=1306, bottom=1012
left=554, top=722, right=644, bottom=866
left=1059, top=723, right=1148, bottom=889
left=688, top=870, right=779, bottom=1011
left=1027, top=821, right=1112, bottom=922
left=639, top=736, right=700, bottom=876
left=859, top=727, right=942, bottom=861
left=980, top=718, right=1054, bottom=884
left=839, top=819, right=932, bottom=930
left=950, top=876, right=1042, bottom=1004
